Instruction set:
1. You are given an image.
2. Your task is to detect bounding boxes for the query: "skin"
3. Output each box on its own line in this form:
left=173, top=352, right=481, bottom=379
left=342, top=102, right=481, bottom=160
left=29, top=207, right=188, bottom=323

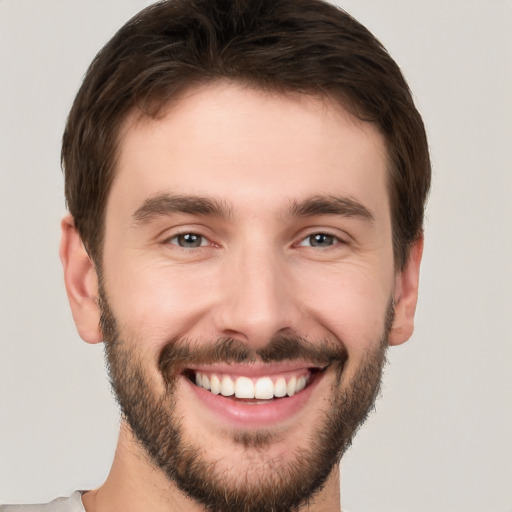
left=60, top=81, right=423, bottom=512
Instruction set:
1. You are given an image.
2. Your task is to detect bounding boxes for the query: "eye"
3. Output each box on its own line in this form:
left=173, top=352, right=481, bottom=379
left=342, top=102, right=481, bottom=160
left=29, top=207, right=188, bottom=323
left=298, top=233, right=341, bottom=248
left=168, top=232, right=209, bottom=249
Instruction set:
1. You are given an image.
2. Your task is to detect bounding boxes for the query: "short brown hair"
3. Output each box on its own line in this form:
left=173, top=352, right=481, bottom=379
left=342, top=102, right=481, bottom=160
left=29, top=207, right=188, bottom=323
left=62, top=0, right=430, bottom=270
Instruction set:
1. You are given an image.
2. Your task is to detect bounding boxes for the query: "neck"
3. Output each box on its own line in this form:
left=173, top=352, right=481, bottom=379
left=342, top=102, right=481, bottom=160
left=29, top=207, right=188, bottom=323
left=82, top=422, right=342, bottom=512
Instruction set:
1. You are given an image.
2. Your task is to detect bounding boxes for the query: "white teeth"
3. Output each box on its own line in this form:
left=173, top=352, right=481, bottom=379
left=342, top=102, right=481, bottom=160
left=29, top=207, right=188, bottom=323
left=193, top=371, right=311, bottom=399
left=287, top=376, right=297, bottom=397
left=254, top=377, right=274, bottom=400
left=210, top=374, right=221, bottom=395
left=274, top=377, right=287, bottom=398
left=221, top=375, right=235, bottom=396
left=235, top=376, right=254, bottom=398
left=202, top=374, right=211, bottom=391
left=296, top=376, right=306, bottom=392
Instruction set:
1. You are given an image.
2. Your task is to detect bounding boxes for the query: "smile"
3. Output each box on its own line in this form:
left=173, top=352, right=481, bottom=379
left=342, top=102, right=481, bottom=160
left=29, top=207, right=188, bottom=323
left=193, top=370, right=311, bottom=400
left=182, top=363, right=330, bottom=426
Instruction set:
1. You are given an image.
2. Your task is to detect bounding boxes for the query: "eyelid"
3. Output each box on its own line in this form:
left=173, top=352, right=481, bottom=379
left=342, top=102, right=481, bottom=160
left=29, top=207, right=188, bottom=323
left=159, top=225, right=218, bottom=248
left=294, top=228, right=350, bottom=247
left=298, top=234, right=342, bottom=248
left=167, top=232, right=210, bottom=248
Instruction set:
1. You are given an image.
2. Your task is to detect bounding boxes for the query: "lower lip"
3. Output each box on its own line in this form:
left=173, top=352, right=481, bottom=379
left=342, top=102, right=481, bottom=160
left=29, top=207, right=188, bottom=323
left=183, top=371, right=324, bottom=428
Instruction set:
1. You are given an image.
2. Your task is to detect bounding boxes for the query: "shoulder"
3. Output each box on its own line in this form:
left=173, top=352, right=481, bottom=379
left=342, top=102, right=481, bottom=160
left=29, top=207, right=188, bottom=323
left=0, top=492, right=86, bottom=512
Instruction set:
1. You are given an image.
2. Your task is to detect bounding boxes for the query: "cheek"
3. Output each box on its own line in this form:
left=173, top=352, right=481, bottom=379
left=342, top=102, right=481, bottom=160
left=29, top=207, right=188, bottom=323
left=104, top=256, right=219, bottom=343
left=296, top=262, right=393, bottom=353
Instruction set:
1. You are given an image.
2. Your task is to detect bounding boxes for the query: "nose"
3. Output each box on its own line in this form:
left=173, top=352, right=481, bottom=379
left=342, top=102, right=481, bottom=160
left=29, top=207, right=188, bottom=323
left=212, top=243, right=301, bottom=348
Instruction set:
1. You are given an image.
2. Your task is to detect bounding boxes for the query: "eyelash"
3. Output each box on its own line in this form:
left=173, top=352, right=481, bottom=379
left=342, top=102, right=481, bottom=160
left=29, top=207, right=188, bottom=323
left=165, top=230, right=346, bottom=251
left=166, top=232, right=211, bottom=249
left=296, top=232, right=345, bottom=248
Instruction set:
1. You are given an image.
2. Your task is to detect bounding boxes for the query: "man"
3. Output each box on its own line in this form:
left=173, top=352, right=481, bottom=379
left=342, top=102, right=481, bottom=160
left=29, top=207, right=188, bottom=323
left=1, top=0, right=430, bottom=511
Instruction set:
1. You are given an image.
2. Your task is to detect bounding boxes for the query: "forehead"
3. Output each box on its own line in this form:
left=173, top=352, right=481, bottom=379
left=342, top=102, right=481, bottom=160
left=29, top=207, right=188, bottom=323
left=110, top=81, right=389, bottom=220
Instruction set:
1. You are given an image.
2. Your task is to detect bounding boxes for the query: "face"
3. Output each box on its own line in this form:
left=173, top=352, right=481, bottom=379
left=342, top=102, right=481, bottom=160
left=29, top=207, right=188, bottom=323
left=81, top=82, right=412, bottom=511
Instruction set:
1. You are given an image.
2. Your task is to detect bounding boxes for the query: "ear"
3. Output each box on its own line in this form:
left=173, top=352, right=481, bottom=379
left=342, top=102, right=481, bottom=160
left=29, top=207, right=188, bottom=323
left=59, top=214, right=102, bottom=344
left=388, top=235, right=424, bottom=346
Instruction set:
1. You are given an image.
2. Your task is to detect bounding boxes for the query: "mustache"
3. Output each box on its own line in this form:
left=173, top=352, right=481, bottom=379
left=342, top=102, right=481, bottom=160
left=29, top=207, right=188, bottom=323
left=158, top=334, right=348, bottom=377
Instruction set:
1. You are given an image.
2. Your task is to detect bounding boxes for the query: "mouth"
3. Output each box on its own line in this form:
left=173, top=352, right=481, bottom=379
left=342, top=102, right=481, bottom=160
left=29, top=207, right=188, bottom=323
left=185, top=366, right=323, bottom=402
left=181, top=364, right=328, bottom=427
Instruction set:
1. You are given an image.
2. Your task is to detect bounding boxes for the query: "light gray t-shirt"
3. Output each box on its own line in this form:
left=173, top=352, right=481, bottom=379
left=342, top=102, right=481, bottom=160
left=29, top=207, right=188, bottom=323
left=0, top=492, right=85, bottom=512
left=1, top=493, right=352, bottom=511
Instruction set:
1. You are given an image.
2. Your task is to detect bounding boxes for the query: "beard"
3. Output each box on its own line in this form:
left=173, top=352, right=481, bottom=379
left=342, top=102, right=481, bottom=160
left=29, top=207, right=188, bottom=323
left=99, top=286, right=391, bottom=512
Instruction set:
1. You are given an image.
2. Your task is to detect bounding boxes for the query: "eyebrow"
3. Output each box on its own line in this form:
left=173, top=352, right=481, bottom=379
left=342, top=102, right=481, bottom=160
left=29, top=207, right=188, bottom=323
left=132, top=193, right=373, bottom=226
left=132, top=193, right=232, bottom=225
left=288, top=195, right=374, bottom=222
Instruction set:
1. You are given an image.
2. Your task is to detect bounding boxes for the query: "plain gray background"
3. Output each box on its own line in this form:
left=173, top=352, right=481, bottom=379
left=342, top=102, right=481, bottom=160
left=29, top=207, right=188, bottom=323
left=1, top=1, right=511, bottom=511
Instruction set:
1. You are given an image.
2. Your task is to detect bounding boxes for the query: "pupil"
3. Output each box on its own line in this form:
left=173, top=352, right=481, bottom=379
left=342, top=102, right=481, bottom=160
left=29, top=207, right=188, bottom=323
left=311, top=233, right=333, bottom=246
left=180, top=233, right=201, bottom=247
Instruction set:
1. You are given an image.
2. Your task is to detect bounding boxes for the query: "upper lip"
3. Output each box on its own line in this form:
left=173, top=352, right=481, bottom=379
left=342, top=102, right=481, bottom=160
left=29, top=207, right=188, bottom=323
left=185, top=361, right=327, bottom=377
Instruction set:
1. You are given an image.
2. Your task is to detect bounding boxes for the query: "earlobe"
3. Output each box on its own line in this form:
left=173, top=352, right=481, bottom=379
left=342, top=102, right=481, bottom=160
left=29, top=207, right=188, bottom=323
left=59, top=214, right=103, bottom=344
left=388, top=236, right=424, bottom=346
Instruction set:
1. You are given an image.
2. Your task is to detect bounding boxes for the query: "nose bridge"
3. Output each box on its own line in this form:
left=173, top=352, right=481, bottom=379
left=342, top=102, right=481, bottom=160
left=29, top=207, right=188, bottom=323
left=215, top=237, right=297, bottom=345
